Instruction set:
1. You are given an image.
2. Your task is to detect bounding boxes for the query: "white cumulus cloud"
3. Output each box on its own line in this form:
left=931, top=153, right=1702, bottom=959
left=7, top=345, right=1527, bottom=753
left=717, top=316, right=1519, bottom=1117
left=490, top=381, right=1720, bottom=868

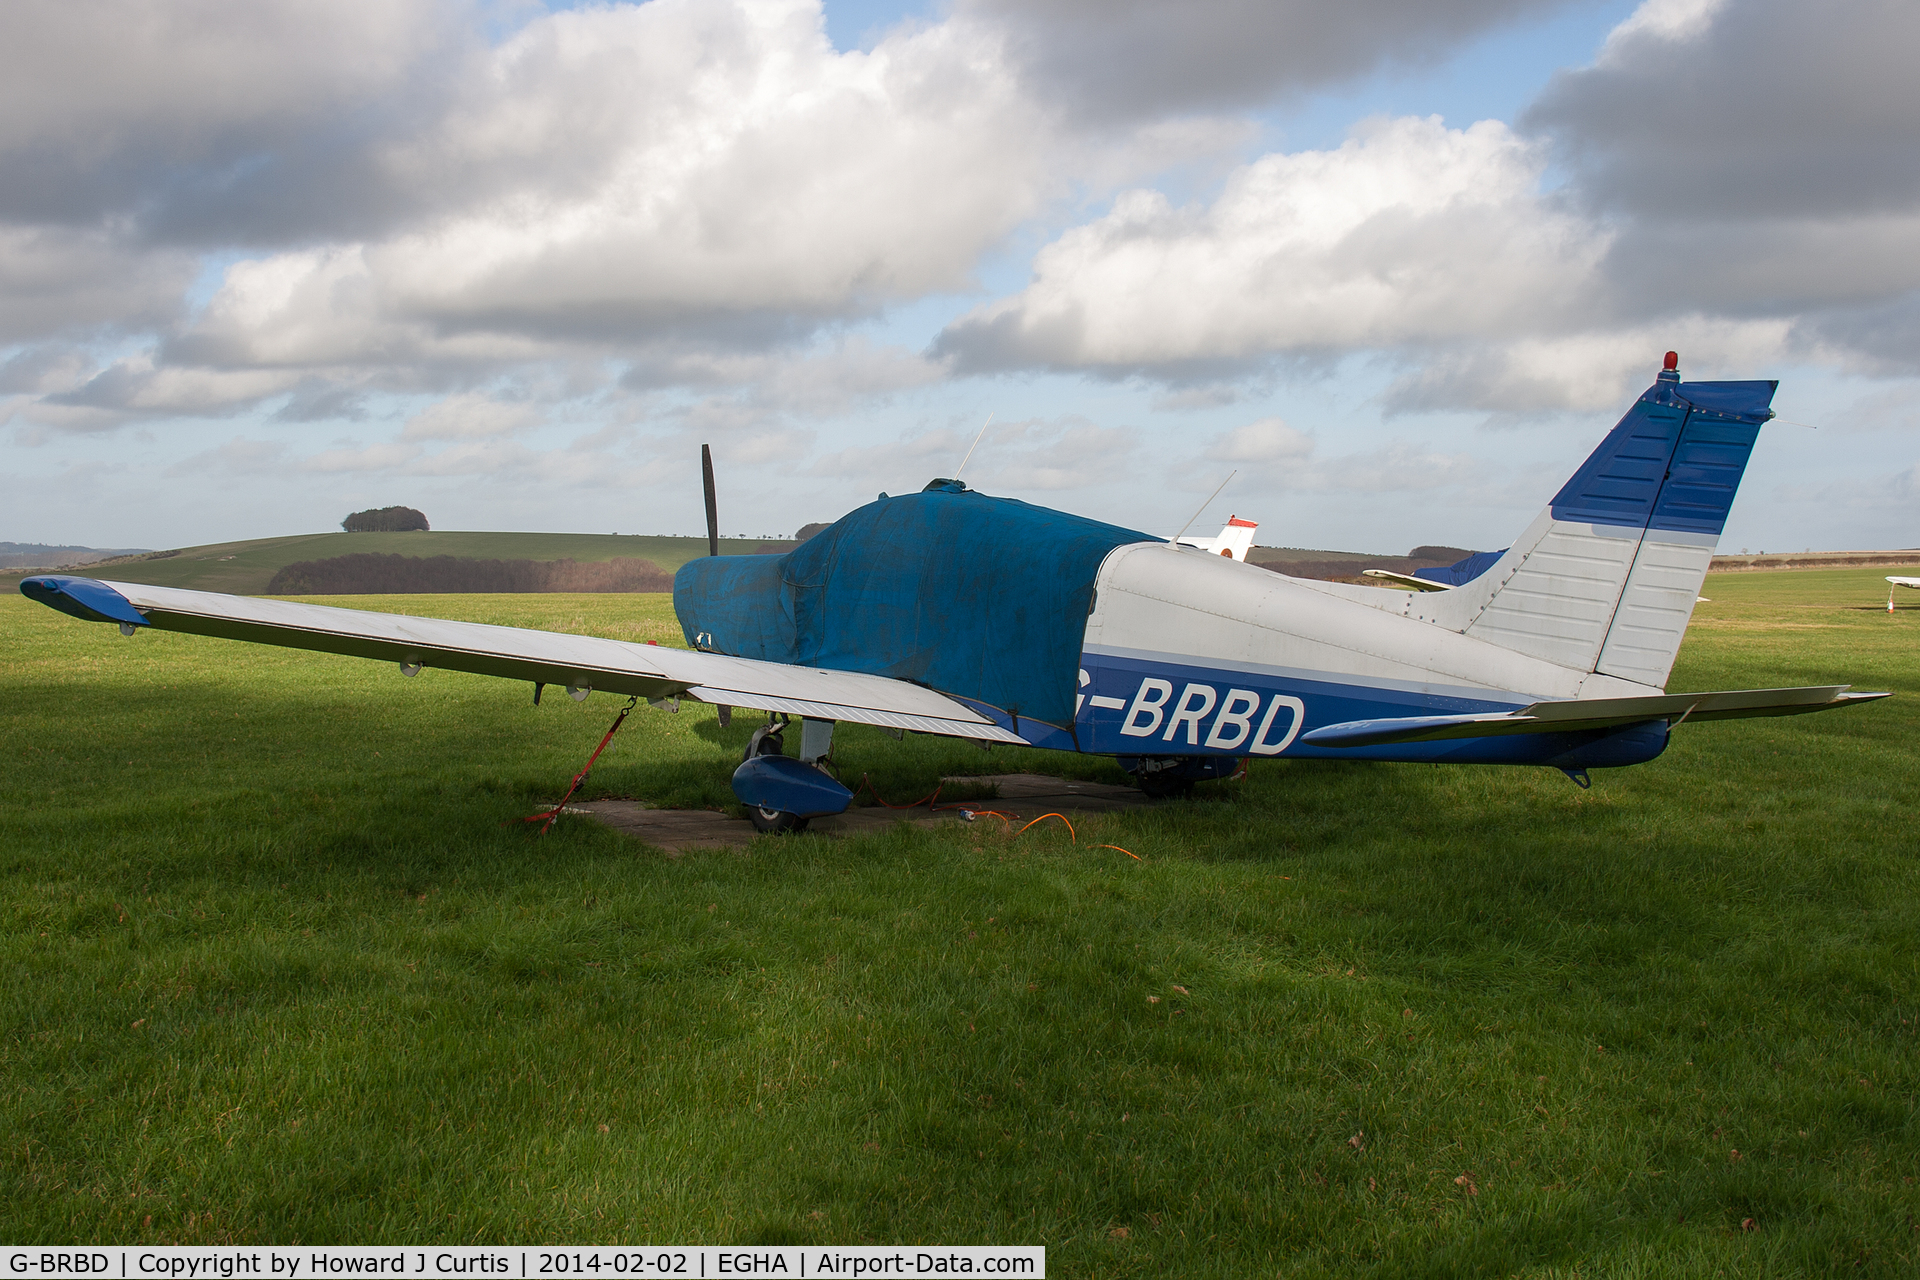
left=171, top=0, right=1054, bottom=370
left=1598, top=0, right=1729, bottom=63
left=937, top=116, right=1609, bottom=374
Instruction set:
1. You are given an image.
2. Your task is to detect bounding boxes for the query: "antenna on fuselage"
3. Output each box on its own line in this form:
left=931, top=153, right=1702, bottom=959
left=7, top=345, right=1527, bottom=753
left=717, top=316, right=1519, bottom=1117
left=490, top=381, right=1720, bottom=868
left=1170, top=470, right=1237, bottom=549
left=952, top=413, right=994, bottom=484
left=701, top=443, right=719, bottom=558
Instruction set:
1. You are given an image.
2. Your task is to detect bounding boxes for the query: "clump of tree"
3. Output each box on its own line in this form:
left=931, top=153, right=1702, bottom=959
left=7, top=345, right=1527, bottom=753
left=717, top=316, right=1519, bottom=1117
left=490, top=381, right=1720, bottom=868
left=341, top=506, right=430, bottom=532
left=267, top=553, right=672, bottom=594
left=795, top=522, right=832, bottom=541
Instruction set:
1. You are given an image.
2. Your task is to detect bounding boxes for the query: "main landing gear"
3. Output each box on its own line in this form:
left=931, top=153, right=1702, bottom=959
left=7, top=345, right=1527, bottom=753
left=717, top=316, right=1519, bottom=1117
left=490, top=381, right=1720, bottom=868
left=734, top=716, right=850, bottom=833
left=742, top=719, right=801, bottom=832
left=742, top=719, right=787, bottom=763
left=1126, top=755, right=1243, bottom=799
left=749, top=806, right=808, bottom=834
left=1137, top=771, right=1195, bottom=801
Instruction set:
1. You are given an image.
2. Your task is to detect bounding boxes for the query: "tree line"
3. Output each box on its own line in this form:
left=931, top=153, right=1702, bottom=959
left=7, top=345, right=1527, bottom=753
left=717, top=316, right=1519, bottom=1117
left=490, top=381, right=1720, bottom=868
left=341, top=506, right=429, bottom=532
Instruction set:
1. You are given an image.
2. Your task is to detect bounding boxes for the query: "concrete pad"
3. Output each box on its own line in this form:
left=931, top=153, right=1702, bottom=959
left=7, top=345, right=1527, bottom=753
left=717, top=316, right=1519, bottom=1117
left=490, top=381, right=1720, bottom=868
left=564, top=803, right=745, bottom=854
left=571, top=771, right=1144, bottom=853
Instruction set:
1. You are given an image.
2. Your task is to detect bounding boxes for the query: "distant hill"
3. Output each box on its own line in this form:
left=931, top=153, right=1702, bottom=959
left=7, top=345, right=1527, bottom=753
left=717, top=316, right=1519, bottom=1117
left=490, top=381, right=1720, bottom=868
left=1, top=531, right=782, bottom=595
left=11, top=529, right=1912, bottom=600
left=266, top=553, right=674, bottom=594
left=0, top=531, right=1572, bottom=595
left=0, top=541, right=151, bottom=571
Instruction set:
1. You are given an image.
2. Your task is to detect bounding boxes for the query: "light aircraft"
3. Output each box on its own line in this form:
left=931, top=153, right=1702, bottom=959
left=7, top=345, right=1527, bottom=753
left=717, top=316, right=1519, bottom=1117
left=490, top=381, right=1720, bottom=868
left=20, top=353, right=1888, bottom=830
left=1361, top=551, right=1504, bottom=593
left=1369, top=553, right=1710, bottom=604
left=1890, top=577, right=1920, bottom=611
left=1178, top=516, right=1259, bottom=561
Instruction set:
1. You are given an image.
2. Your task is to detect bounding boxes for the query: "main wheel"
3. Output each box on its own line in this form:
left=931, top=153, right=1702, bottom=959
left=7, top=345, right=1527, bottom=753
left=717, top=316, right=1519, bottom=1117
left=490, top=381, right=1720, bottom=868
left=1137, top=773, right=1195, bottom=800
left=749, top=806, right=810, bottom=834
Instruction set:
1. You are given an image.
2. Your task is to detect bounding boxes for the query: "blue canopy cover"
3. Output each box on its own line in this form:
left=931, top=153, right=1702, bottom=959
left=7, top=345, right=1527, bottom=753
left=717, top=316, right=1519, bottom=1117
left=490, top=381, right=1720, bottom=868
left=674, top=482, right=1157, bottom=730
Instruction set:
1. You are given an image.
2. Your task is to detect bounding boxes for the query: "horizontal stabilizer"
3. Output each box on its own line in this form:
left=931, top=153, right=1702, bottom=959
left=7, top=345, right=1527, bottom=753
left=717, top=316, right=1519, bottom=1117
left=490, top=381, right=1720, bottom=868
left=1300, top=685, right=1889, bottom=748
left=20, top=576, right=1026, bottom=744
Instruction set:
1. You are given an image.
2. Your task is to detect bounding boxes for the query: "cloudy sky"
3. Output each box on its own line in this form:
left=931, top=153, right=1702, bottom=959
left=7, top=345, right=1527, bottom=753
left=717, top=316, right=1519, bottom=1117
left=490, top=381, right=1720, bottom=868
left=4, top=0, right=1916, bottom=554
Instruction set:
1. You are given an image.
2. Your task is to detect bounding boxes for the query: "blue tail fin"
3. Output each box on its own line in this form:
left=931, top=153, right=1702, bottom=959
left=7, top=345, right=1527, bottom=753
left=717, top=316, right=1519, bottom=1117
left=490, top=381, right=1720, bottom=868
left=1427, top=357, right=1774, bottom=689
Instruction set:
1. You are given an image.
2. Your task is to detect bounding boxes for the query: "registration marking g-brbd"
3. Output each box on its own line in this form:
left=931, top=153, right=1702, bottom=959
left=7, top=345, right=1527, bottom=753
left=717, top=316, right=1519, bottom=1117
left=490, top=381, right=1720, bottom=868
left=1076, top=661, right=1305, bottom=756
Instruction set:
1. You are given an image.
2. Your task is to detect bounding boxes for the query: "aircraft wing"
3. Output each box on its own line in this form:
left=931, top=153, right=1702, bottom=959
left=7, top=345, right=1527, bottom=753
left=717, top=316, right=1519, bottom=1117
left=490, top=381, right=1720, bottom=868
left=1359, top=569, right=1450, bottom=592
left=1300, top=686, right=1891, bottom=748
left=20, top=576, right=1027, bottom=743
left=1889, top=577, right=1920, bottom=588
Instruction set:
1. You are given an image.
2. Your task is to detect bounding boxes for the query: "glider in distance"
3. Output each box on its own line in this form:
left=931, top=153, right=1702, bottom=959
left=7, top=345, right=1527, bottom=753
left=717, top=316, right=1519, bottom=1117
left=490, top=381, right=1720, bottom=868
left=22, top=354, right=1888, bottom=831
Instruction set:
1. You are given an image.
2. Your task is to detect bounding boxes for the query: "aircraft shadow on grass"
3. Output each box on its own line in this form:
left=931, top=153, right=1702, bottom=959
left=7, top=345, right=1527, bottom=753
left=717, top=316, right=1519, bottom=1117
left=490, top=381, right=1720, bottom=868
left=22, top=354, right=1890, bottom=835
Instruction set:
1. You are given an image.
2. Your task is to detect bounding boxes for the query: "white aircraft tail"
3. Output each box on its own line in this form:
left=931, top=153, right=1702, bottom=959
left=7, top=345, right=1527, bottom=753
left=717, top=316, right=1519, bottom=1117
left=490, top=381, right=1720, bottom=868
left=1419, top=355, right=1774, bottom=690
left=1179, top=516, right=1259, bottom=561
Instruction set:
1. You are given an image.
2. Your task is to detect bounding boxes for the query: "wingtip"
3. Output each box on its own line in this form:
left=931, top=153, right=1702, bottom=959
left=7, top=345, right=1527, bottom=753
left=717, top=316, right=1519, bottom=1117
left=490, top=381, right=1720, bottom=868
left=19, top=574, right=150, bottom=628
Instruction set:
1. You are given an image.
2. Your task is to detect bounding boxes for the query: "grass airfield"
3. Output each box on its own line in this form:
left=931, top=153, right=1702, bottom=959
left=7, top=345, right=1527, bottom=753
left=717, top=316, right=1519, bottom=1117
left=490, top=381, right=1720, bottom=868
left=3, top=568, right=1917, bottom=1272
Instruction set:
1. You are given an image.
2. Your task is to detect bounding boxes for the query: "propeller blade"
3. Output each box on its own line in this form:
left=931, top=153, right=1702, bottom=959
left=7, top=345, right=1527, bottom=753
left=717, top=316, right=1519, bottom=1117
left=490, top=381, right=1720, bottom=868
left=701, top=443, right=719, bottom=558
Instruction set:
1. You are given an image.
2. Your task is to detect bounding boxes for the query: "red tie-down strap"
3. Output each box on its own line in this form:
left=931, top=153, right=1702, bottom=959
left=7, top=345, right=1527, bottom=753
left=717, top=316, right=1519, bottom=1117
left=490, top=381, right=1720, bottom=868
left=519, top=695, right=640, bottom=834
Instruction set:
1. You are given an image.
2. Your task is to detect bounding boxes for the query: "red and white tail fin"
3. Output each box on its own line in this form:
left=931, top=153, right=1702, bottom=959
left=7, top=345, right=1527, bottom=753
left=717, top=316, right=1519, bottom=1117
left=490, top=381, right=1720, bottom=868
left=1179, top=516, right=1259, bottom=561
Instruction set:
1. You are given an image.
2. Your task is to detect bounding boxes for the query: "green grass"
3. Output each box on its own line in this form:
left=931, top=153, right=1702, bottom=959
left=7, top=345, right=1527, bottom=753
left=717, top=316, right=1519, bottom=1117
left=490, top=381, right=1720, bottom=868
left=3, top=569, right=1918, bottom=1271
left=1, top=532, right=785, bottom=595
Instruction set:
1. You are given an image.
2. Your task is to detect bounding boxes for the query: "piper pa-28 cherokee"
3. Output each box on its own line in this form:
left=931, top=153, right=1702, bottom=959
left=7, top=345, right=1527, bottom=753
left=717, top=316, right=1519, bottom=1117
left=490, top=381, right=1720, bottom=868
left=22, top=353, right=1888, bottom=831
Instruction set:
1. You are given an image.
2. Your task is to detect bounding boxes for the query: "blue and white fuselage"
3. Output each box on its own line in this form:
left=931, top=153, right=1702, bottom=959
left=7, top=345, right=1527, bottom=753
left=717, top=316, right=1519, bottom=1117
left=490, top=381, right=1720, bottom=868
left=965, top=537, right=1678, bottom=774
left=673, top=360, right=1880, bottom=813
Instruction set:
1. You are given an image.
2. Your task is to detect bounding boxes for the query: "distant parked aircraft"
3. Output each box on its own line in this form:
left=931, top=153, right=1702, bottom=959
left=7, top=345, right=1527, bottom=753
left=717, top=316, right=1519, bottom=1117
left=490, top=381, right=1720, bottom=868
left=1889, top=577, right=1920, bottom=611
left=1178, top=516, right=1258, bottom=561
left=1369, top=550, right=1708, bottom=603
left=1360, top=550, right=1504, bottom=593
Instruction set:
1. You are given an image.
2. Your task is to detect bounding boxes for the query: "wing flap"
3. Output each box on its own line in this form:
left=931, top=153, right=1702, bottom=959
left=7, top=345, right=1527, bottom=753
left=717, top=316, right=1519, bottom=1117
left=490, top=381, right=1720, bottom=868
left=1301, top=685, right=1889, bottom=748
left=683, top=687, right=1010, bottom=739
left=24, top=576, right=1025, bottom=743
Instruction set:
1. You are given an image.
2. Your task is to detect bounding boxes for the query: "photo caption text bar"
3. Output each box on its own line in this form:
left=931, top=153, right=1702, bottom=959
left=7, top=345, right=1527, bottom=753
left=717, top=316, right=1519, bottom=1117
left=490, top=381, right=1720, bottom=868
left=4, top=1248, right=1043, bottom=1280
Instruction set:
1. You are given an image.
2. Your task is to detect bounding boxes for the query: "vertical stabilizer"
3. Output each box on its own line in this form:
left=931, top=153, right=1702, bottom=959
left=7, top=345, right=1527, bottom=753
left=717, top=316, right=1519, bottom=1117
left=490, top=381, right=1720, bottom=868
left=1424, top=356, right=1774, bottom=688
left=1179, top=516, right=1259, bottom=561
